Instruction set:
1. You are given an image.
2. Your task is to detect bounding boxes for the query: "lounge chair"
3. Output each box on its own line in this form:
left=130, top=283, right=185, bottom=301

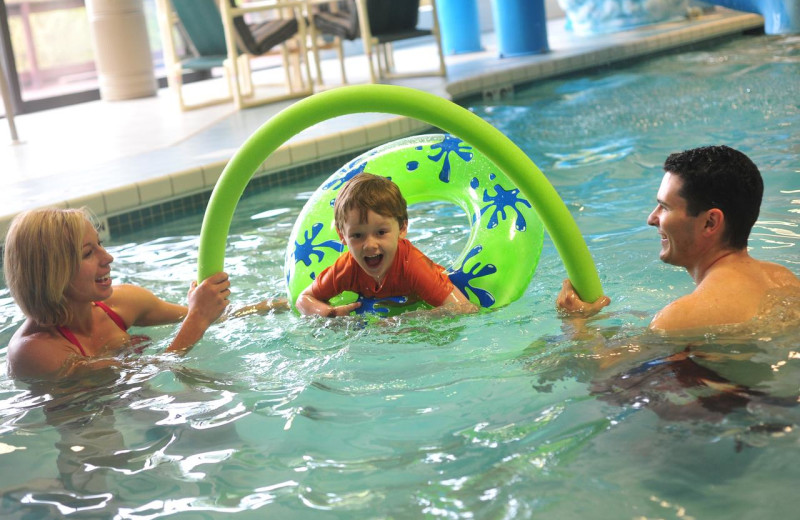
left=156, top=0, right=313, bottom=110
left=307, top=0, right=446, bottom=85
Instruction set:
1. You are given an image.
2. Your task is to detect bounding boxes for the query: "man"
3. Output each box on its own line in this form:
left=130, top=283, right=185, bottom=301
left=557, top=145, right=800, bottom=333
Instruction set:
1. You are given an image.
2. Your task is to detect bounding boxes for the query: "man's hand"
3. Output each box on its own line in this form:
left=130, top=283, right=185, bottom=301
left=555, top=279, right=610, bottom=318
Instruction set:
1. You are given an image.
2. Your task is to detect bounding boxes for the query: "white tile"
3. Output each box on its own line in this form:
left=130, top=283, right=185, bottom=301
left=479, top=73, right=498, bottom=89
left=169, top=168, right=205, bottom=195
left=288, top=138, right=318, bottom=165
left=103, top=185, right=141, bottom=214
left=387, top=117, right=408, bottom=139
left=66, top=192, right=107, bottom=216
left=202, top=161, right=227, bottom=188
left=446, top=81, right=466, bottom=99
left=408, top=118, right=433, bottom=134
left=340, top=127, right=368, bottom=152
left=315, top=133, right=344, bottom=159
left=137, top=176, right=174, bottom=205
left=512, top=64, right=535, bottom=83
left=362, top=121, right=391, bottom=147
left=261, top=145, right=292, bottom=173
left=540, top=58, right=556, bottom=78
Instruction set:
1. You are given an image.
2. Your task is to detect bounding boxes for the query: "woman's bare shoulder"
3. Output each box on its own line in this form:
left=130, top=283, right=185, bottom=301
left=7, top=326, right=78, bottom=380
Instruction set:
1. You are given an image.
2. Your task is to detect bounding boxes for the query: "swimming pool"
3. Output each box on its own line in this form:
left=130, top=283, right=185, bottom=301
left=1, top=33, right=798, bottom=518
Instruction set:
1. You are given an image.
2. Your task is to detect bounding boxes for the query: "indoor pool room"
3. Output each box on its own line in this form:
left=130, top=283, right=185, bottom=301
left=0, top=1, right=798, bottom=519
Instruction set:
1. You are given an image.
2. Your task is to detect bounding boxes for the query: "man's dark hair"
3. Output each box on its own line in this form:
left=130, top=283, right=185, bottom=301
left=664, top=145, right=763, bottom=249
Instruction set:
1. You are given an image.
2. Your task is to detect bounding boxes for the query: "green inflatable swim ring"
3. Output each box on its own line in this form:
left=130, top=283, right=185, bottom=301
left=197, top=85, right=603, bottom=303
left=285, top=134, right=545, bottom=314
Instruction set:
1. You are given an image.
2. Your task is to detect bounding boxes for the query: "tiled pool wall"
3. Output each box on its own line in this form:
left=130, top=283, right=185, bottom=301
left=4, top=10, right=764, bottom=243
left=448, top=11, right=763, bottom=101
left=95, top=116, right=437, bottom=239
left=103, top=146, right=399, bottom=238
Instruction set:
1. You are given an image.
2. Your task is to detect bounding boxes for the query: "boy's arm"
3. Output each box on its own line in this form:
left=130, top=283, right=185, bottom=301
left=226, top=298, right=290, bottom=319
left=438, top=287, right=479, bottom=314
left=295, top=286, right=361, bottom=317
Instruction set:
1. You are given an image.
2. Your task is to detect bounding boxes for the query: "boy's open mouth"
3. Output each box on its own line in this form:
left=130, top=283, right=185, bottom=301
left=364, top=254, right=383, bottom=268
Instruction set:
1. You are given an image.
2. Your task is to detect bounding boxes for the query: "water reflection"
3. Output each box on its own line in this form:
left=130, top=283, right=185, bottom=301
left=0, top=362, right=251, bottom=518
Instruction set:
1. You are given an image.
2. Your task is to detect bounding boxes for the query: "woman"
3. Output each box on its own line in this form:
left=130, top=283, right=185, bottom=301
left=4, top=208, right=231, bottom=381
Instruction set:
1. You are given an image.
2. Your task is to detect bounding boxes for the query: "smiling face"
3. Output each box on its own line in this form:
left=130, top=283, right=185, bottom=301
left=647, top=173, right=708, bottom=268
left=64, top=219, right=115, bottom=303
left=338, top=208, right=407, bottom=283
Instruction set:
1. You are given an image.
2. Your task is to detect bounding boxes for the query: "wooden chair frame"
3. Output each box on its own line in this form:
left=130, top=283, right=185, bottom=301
left=156, top=0, right=314, bottom=110
left=306, top=0, right=446, bottom=86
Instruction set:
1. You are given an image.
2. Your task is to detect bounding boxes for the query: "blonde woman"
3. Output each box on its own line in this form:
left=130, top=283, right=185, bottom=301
left=4, top=208, right=231, bottom=381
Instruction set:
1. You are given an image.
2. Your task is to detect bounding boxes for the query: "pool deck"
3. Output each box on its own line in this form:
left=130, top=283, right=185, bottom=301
left=0, top=9, right=763, bottom=238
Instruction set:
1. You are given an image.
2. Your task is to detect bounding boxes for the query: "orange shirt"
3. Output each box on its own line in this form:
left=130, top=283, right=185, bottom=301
left=311, top=238, right=454, bottom=306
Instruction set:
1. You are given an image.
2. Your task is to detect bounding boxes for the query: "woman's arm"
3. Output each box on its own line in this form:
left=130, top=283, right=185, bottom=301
left=109, top=274, right=231, bottom=354
left=165, top=273, right=231, bottom=353
left=109, top=284, right=187, bottom=327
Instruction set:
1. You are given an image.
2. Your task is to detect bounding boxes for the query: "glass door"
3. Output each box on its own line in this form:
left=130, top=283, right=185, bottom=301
left=0, top=0, right=187, bottom=115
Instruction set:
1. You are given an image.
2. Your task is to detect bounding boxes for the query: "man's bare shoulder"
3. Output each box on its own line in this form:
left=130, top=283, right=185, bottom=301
left=760, top=260, right=800, bottom=288
left=651, top=264, right=800, bottom=334
left=649, top=292, right=716, bottom=333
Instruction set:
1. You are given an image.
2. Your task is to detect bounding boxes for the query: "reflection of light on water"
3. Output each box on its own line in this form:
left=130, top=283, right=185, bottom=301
left=1, top=35, right=798, bottom=520
left=546, top=141, right=635, bottom=169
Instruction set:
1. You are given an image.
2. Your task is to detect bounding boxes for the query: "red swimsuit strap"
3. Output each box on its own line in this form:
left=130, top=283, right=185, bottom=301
left=55, top=302, right=128, bottom=357
left=56, top=325, right=87, bottom=357
left=94, top=301, right=128, bottom=331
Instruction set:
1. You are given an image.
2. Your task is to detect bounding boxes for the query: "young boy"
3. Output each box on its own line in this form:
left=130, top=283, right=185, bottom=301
left=295, top=173, right=477, bottom=317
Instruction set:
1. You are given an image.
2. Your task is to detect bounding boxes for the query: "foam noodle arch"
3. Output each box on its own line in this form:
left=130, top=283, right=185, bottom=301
left=197, top=85, right=603, bottom=302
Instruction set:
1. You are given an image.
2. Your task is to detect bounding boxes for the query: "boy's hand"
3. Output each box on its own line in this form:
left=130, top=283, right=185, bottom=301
left=295, top=287, right=361, bottom=317
left=326, top=301, right=361, bottom=317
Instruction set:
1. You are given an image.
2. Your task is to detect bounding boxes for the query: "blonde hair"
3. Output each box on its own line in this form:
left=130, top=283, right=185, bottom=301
left=3, top=208, right=91, bottom=327
left=334, top=172, right=408, bottom=232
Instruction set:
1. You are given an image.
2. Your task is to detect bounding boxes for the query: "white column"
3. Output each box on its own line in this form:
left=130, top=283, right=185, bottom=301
left=86, top=0, right=157, bottom=101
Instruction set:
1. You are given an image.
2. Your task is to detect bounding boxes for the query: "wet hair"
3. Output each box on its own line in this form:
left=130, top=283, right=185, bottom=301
left=663, top=145, right=763, bottom=249
left=3, top=208, right=92, bottom=327
left=333, top=172, right=408, bottom=231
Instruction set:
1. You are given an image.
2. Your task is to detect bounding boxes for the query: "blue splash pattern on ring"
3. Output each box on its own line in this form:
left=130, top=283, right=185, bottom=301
left=425, top=134, right=474, bottom=183
left=447, top=245, right=498, bottom=308
left=480, top=183, right=532, bottom=231
left=292, top=222, right=344, bottom=267
left=354, top=295, right=410, bottom=315
left=323, top=160, right=367, bottom=191
left=284, top=134, right=545, bottom=316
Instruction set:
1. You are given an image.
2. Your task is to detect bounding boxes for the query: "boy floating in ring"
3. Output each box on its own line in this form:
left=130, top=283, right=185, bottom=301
left=295, top=173, right=477, bottom=317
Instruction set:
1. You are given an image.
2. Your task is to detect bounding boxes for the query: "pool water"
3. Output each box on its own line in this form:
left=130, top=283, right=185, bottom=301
left=1, top=34, right=799, bottom=518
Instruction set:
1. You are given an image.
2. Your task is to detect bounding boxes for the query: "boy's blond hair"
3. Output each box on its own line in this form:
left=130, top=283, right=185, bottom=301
left=4, top=208, right=91, bottom=327
left=334, top=173, right=408, bottom=231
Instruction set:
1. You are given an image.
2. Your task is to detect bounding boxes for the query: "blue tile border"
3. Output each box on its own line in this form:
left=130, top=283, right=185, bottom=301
left=105, top=147, right=374, bottom=238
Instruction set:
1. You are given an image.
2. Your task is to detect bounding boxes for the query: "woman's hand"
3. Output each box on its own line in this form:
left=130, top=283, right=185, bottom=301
left=556, top=279, right=610, bottom=318
left=167, top=272, right=230, bottom=353
left=186, top=272, right=231, bottom=327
